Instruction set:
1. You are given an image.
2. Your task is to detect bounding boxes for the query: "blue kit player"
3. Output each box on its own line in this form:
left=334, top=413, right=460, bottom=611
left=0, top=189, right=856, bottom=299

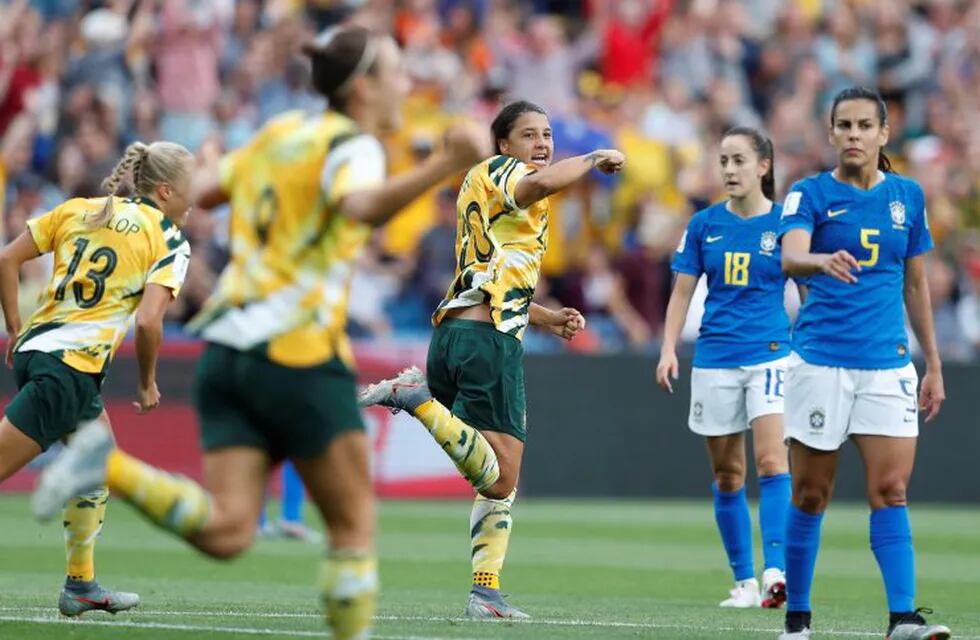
left=658, top=127, right=793, bottom=609
left=778, top=87, right=949, bottom=640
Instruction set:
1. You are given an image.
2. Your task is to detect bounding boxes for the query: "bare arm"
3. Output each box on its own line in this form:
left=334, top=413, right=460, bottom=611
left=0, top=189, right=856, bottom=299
left=0, top=232, right=41, bottom=365
left=193, top=161, right=228, bottom=210
left=656, top=272, right=697, bottom=393
left=903, top=255, right=944, bottom=421
left=513, top=150, right=624, bottom=210
left=781, top=228, right=860, bottom=284
left=132, top=283, right=172, bottom=413
left=530, top=302, right=586, bottom=341
left=341, top=122, right=489, bottom=227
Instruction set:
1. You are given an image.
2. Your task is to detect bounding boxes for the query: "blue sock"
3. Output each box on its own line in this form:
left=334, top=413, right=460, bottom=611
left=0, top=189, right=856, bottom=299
left=785, top=506, right=824, bottom=612
left=759, top=473, right=791, bottom=572
left=712, top=483, right=755, bottom=582
left=870, top=506, right=915, bottom=613
left=281, top=462, right=305, bottom=524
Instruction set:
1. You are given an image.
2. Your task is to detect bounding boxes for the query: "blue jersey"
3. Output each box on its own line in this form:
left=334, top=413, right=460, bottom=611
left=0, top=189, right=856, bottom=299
left=672, top=201, right=791, bottom=368
left=779, top=172, right=933, bottom=369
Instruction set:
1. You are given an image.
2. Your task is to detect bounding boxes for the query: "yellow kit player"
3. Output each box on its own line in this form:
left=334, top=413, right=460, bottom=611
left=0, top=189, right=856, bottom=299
left=360, top=100, right=625, bottom=618
left=35, top=25, right=488, bottom=640
left=0, top=141, right=193, bottom=615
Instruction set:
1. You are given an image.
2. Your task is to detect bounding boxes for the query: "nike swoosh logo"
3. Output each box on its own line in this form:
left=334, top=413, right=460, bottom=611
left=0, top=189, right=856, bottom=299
left=706, top=235, right=724, bottom=243
left=827, top=208, right=847, bottom=218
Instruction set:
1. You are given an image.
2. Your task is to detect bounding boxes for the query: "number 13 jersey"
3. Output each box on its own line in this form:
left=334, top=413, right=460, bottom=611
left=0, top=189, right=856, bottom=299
left=16, top=196, right=190, bottom=374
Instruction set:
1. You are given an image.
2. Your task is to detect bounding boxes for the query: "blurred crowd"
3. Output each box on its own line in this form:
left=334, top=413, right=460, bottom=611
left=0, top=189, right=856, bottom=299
left=1, top=0, right=979, bottom=360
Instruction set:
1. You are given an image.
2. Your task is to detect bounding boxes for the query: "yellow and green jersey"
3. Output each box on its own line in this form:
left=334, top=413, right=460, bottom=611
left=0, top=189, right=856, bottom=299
left=188, top=110, right=385, bottom=368
left=433, top=155, right=549, bottom=339
left=16, top=196, right=190, bottom=374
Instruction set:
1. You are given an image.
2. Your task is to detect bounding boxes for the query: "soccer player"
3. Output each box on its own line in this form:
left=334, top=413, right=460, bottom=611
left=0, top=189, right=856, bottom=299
left=777, top=87, right=950, bottom=640
left=359, top=100, right=624, bottom=619
left=0, top=140, right=193, bottom=615
left=34, top=26, right=488, bottom=640
left=656, top=127, right=791, bottom=609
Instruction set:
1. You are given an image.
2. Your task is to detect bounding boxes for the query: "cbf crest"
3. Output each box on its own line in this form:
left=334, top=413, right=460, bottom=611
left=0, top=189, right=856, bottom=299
left=890, top=201, right=906, bottom=229
left=759, top=231, right=777, bottom=256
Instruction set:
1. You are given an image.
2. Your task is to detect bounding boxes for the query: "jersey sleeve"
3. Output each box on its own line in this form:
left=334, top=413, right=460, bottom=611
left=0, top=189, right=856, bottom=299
left=146, top=234, right=191, bottom=299
left=25, top=204, right=67, bottom=254
left=320, top=134, right=386, bottom=206
left=906, top=183, right=933, bottom=258
left=487, top=155, right=536, bottom=212
left=778, top=183, right=817, bottom=237
left=671, top=215, right=703, bottom=276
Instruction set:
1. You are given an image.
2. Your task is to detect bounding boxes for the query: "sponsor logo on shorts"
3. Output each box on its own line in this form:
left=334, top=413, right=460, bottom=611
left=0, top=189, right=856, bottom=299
left=809, top=408, right=826, bottom=432
left=693, top=401, right=704, bottom=422
left=904, top=407, right=917, bottom=423
left=899, top=378, right=916, bottom=397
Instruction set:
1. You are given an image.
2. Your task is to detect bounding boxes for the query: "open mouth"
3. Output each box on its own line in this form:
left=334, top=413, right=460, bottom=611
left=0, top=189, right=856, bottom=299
left=530, top=153, right=549, bottom=167
left=724, top=180, right=740, bottom=189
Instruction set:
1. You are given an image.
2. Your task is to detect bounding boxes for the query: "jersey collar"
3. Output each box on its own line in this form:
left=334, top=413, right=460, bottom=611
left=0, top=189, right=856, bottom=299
left=131, top=195, right=162, bottom=212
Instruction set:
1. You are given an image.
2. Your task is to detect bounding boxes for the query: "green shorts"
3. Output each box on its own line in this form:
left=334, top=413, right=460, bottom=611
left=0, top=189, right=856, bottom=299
left=5, top=351, right=104, bottom=451
left=193, top=342, right=365, bottom=461
left=426, top=318, right=527, bottom=441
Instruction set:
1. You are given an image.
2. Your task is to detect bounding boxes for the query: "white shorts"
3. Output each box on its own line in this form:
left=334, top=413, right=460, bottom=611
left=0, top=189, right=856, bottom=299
left=689, top=357, right=788, bottom=436
left=783, top=352, right=919, bottom=451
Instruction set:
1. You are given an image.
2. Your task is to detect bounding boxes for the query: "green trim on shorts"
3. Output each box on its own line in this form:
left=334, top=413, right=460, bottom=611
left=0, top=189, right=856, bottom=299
left=193, top=343, right=365, bottom=461
left=5, top=351, right=104, bottom=451
left=426, top=318, right=527, bottom=441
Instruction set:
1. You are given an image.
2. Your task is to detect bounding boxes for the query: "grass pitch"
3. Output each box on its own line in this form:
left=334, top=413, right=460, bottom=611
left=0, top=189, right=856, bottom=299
left=0, top=496, right=978, bottom=639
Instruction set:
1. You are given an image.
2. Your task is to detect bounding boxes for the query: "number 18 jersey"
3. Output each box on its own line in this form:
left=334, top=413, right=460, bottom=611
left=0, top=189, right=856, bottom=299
left=779, top=172, right=933, bottom=369
left=16, top=196, right=190, bottom=374
left=672, top=201, right=790, bottom=368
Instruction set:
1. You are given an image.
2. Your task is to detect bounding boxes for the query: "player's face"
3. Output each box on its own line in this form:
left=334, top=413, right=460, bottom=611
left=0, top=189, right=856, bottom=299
left=719, top=135, right=769, bottom=199
left=497, top=112, right=553, bottom=168
left=368, top=37, right=410, bottom=132
left=830, top=99, right=889, bottom=171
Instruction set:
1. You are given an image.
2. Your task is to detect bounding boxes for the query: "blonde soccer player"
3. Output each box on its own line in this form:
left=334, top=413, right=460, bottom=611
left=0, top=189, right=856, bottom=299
left=0, top=141, right=193, bottom=615
left=360, top=100, right=625, bottom=618
left=34, top=25, right=488, bottom=640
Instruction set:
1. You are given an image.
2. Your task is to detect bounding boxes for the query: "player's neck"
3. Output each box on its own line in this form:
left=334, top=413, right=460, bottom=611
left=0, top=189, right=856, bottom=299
left=342, top=103, right=381, bottom=137
left=832, top=165, right=884, bottom=191
left=726, top=192, right=771, bottom=219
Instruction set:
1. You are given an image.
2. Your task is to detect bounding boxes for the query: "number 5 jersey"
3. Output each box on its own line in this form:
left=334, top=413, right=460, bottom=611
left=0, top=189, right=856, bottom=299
left=16, top=196, right=190, bottom=374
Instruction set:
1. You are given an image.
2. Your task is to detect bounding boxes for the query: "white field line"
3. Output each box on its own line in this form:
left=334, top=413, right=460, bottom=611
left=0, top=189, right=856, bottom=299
left=0, top=614, right=468, bottom=640
left=0, top=607, right=974, bottom=639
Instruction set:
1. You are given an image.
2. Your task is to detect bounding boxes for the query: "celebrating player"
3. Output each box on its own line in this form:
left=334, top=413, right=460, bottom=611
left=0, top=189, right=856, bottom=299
left=777, top=87, right=950, bottom=640
left=33, top=25, right=488, bottom=640
left=359, top=100, right=624, bottom=619
left=0, top=141, right=193, bottom=615
left=657, top=127, right=791, bottom=609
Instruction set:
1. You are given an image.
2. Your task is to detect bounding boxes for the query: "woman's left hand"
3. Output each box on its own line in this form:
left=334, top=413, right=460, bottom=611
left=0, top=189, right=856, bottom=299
left=919, top=368, right=945, bottom=423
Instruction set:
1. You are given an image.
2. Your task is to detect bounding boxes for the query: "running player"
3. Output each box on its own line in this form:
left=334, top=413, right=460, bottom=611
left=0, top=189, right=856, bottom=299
left=34, top=26, right=488, bottom=640
left=359, top=100, right=624, bottom=619
left=777, top=87, right=950, bottom=640
left=0, top=140, right=193, bottom=615
left=657, top=127, right=791, bottom=609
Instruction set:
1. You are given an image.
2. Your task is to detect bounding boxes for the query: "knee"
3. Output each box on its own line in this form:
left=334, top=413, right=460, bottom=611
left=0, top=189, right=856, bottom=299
left=479, top=476, right=517, bottom=501
left=793, top=482, right=831, bottom=514
left=868, top=475, right=908, bottom=508
left=755, top=451, right=788, bottom=478
left=714, top=469, right=744, bottom=493
left=199, top=529, right=255, bottom=560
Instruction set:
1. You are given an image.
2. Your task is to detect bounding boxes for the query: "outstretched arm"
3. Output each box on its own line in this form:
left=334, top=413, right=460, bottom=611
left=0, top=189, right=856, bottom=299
left=513, top=150, right=624, bottom=210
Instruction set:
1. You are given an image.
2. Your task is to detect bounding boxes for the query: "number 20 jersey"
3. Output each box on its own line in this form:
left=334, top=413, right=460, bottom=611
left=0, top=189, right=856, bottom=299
left=779, top=172, right=933, bottom=369
left=17, top=196, right=190, bottom=374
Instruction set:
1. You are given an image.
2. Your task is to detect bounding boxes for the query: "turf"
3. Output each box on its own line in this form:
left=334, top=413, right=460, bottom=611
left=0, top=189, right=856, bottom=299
left=0, top=496, right=977, bottom=639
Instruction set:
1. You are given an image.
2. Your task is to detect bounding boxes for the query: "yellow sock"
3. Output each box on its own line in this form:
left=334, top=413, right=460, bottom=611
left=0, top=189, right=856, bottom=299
left=63, top=487, right=109, bottom=582
left=320, top=551, right=378, bottom=640
left=470, top=489, right=516, bottom=591
left=106, top=449, right=210, bottom=537
left=414, top=400, right=500, bottom=492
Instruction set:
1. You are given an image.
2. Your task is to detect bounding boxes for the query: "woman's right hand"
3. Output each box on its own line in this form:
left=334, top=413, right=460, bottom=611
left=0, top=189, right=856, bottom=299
left=819, top=250, right=860, bottom=283
left=588, top=149, right=626, bottom=174
left=443, top=121, right=492, bottom=171
left=656, top=349, right=679, bottom=394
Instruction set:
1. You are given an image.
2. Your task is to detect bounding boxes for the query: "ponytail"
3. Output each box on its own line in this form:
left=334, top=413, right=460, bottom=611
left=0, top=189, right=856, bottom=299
left=91, top=142, right=148, bottom=229
left=878, top=151, right=894, bottom=174
left=722, top=125, right=775, bottom=200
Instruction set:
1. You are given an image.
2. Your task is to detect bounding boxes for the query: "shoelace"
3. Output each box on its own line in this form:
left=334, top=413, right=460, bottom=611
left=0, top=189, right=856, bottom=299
left=900, top=607, right=934, bottom=625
